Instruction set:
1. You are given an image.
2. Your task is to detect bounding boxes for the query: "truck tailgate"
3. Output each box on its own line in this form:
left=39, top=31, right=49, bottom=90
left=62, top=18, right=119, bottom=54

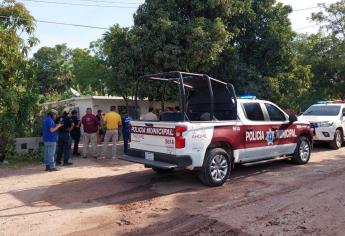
left=130, top=121, right=176, bottom=155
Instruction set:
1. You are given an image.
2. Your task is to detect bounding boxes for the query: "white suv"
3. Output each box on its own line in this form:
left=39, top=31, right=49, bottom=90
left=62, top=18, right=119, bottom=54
left=299, top=102, right=345, bottom=149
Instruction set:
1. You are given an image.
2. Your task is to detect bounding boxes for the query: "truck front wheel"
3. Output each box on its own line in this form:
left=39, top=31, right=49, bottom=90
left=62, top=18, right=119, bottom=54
left=198, top=148, right=231, bottom=187
left=292, top=136, right=311, bottom=165
left=330, top=129, right=343, bottom=150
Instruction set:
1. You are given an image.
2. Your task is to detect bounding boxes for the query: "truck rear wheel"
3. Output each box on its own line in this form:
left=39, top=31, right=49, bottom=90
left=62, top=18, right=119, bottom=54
left=292, top=136, right=311, bottom=165
left=198, top=148, right=231, bottom=187
left=152, top=167, right=175, bottom=174
left=330, top=129, right=342, bottom=150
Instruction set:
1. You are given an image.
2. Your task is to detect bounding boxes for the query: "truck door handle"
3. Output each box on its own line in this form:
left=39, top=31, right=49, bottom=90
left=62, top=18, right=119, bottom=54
left=145, top=123, right=154, bottom=127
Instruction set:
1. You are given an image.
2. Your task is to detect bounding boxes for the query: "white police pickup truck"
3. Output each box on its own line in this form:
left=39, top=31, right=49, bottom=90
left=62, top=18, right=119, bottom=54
left=120, top=72, right=313, bottom=187
left=299, top=101, right=345, bottom=149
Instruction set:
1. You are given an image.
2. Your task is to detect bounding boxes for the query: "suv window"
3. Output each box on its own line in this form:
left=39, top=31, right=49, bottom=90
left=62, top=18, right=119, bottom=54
left=243, top=103, right=265, bottom=121
left=265, top=103, right=286, bottom=121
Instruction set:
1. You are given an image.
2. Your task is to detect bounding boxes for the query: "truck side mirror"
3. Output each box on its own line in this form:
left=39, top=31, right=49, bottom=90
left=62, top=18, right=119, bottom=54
left=289, top=114, right=298, bottom=123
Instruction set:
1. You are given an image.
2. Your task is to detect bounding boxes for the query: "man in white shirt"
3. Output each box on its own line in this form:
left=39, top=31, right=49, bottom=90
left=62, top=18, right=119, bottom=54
left=142, top=107, right=158, bottom=121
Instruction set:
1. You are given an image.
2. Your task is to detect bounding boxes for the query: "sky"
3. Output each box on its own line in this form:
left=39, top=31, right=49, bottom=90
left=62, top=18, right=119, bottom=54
left=17, top=0, right=340, bottom=54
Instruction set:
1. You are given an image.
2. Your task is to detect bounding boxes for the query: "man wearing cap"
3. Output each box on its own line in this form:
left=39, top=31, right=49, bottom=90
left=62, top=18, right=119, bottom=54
left=70, top=110, right=81, bottom=156
left=56, top=108, right=74, bottom=166
left=42, top=109, right=62, bottom=171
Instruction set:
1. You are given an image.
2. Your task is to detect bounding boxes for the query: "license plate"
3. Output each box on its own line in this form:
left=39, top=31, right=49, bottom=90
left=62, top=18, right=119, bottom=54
left=145, top=152, right=154, bottom=161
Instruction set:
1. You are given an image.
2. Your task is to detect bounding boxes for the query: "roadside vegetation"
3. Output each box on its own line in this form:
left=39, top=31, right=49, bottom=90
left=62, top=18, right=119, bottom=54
left=1, top=0, right=345, bottom=162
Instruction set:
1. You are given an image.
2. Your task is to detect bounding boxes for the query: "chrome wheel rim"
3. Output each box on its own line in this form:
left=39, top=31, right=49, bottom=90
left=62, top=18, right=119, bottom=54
left=336, top=131, right=342, bottom=147
left=299, top=140, right=310, bottom=162
left=210, top=154, right=228, bottom=182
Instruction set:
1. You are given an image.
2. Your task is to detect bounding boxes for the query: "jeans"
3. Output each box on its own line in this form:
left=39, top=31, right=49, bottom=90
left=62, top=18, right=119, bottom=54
left=83, top=132, right=97, bottom=157
left=44, top=142, right=56, bottom=169
left=56, top=133, right=72, bottom=164
left=123, top=131, right=130, bottom=154
left=101, top=129, right=118, bottom=158
left=71, top=133, right=80, bottom=154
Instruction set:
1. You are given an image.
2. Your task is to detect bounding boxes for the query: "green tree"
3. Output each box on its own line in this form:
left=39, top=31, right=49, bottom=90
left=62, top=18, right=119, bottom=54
left=0, top=0, right=39, bottom=161
left=31, top=44, right=73, bottom=100
left=71, top=48, right=110, bottom=95
left=312, top=0, right=345, bottom=40
left=292, top=1, right=345, bottom=105
left=133, top=0, right=230, bottom=73
left=130, top=0, right=311, bottom=110
left=103, top=25, right=139, bottom=106
left=212, top=0, right=312, bottom=110
left=294, top=33, right=345, bottom=102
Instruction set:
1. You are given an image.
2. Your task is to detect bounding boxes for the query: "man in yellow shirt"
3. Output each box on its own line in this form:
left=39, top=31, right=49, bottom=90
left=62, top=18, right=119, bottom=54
left=100, top=106, right=122, bottom=159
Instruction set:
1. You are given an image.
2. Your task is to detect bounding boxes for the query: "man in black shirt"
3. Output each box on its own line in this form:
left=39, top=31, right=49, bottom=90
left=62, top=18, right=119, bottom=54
left=56, top=108, right=74, bottom=166
left=96, top=109, right=104, bottom=143
left=70, top=110, right=81, bottom=156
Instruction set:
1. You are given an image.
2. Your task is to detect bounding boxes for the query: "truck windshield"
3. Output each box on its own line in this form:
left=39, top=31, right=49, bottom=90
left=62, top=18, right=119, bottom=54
left=303, top=105, right=340, bottom=116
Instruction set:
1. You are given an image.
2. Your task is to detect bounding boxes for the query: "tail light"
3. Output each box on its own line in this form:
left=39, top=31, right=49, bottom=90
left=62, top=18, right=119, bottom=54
left=175, top=126, right=187, bottom=149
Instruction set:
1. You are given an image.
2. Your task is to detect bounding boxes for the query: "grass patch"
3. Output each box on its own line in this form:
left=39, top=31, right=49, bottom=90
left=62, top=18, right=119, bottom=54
left=1, top=150, right=43, bottom=168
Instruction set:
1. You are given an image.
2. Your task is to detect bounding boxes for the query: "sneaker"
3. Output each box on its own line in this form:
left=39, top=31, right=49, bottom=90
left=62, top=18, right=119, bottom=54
left=49, top=168, right=59, bottom=172
left=63, top=162, right=73, bottom=166
left=97, top=156, right=105, bottom=160
left=45, top=165, right=50, bottom=171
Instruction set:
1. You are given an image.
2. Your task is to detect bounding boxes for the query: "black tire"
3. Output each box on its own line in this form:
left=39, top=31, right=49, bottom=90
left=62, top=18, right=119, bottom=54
left=292, top=136, right=311, bottom=165
left=198, top=148, right=231, bottom=187
left=152, top=167, right=175, bottom=174
left=330, top=129, right=343, bottom=150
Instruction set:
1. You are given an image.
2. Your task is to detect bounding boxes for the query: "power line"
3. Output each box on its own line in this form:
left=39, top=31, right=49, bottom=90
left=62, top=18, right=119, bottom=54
left=19, top=0, right=330, bottom=12
left=73, top=0, right=143, bottom=5
left=19, top=0, right=139, bottom=8
left=293, top=6, right=320, bottom=12
left=294, top=25, right=317, bottom=31
left=293, top=3, right=332, bottom=12
left=0, top=15, right=109, bottom=30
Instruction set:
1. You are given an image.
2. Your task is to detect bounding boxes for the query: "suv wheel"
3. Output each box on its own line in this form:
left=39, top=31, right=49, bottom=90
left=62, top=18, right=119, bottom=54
left=152, top=167, right=174, bottom=174
left=292, top=136, right=311, bottom=164
left=198, top=148, right=231, bottom=187
left=330, top=129, right=343, bottom=150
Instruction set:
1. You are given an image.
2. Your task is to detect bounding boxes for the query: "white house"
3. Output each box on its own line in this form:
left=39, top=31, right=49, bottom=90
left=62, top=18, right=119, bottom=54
left=41, top=96, right=176, bottom=118
left=16, top=96, right=177, bottom=154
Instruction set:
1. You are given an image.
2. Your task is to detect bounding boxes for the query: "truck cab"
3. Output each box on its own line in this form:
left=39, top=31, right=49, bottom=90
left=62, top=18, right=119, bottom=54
left=299, top=101, right=345, bottom=149
left=120, top=72, right=313, bottom=187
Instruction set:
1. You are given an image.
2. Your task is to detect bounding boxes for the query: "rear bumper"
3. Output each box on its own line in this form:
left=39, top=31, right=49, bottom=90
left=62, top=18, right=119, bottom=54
left=119, top=149, right=192, bottom=169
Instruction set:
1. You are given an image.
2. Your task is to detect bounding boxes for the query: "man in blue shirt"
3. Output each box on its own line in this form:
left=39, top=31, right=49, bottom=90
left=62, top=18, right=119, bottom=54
left=122, top=110, right=133, bottom=154
left=42, top=109, right=61, bottom=171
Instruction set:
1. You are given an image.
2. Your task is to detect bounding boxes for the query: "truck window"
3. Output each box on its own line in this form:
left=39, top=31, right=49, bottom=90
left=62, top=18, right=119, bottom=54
left=265, top=103, right=286, bottom=121
left=243, top=103, right=264, bottom=121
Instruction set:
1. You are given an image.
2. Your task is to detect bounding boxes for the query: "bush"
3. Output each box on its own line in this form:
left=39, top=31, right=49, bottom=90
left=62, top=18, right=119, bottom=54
left=1, top=148, right=43, bottom=168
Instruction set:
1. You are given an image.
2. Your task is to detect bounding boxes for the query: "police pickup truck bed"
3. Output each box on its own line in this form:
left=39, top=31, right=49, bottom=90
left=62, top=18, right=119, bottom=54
left=120, top=97, right=313, bottom=187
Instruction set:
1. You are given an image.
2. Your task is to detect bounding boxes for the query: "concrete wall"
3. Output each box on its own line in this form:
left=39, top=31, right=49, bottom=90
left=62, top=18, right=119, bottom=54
left=16, top=137, right=42, bottom=154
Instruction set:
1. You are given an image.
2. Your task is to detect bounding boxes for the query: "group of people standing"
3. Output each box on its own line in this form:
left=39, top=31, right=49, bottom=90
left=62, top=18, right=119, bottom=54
left=42, top=106, right=132, bottom=172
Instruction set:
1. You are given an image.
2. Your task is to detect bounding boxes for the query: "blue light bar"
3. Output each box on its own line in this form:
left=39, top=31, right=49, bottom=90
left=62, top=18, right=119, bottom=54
left=240, top=96, right=256, bottom=99
left=316, top=100, right=328, bottom=104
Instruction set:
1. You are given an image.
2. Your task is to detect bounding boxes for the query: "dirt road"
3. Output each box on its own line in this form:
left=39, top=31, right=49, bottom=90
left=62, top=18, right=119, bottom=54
left=1, top=146, right=345, bottom=236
